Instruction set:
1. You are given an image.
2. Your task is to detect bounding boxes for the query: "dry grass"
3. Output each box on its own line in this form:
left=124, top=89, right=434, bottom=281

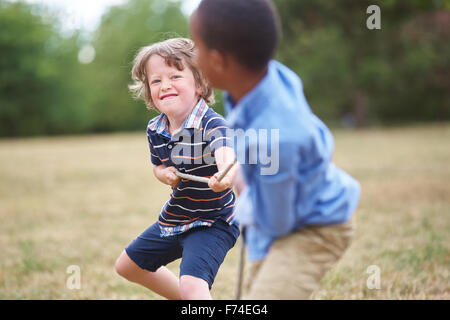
left=0, top=124, right=449, bottom=299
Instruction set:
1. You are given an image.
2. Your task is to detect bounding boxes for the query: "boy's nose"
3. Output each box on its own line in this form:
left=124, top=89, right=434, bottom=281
left=161, top=79, right=172, bottom=91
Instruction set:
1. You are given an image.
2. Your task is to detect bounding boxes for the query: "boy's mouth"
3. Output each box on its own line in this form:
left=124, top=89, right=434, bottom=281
left=160, top=93, right=178, bottom=100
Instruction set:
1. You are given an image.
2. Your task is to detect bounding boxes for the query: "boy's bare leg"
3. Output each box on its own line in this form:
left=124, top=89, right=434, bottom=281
left=115, top=250, right=181, bottom=300
left=179, top=275, right=212, bottom=300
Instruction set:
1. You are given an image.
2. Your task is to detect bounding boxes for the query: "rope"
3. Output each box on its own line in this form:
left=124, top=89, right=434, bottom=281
left=175, top=160, right=236, bottom=184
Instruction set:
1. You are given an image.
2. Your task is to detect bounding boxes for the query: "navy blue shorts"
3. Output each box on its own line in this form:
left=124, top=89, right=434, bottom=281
left=125, top=219, right=240, bottom=289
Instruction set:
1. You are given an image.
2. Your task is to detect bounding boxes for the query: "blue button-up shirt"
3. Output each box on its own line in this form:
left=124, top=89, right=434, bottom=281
left=224, top=60, right=361, bottom=261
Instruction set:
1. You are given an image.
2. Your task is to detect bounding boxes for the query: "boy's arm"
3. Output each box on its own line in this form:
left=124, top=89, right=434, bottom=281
left=208, top=146, right=237, bottom=192
left=147, top=129, right=180, bottom=188
left=153, top=164, right=180, bottom=188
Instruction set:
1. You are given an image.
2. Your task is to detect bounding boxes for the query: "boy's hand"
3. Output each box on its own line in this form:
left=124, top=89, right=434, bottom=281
left=208, top=172, right=232, bottom=193
left=157, top=166, right=180, bottom=188
left=209, top=146, right=237, bottom=192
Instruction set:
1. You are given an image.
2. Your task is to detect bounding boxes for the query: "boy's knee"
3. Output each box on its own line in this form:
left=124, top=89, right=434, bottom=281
left=179, top=275, right=211, bottom=300
left=114, top=257, right=127, bottom=278
left=115, top=251, right=135, bottom=280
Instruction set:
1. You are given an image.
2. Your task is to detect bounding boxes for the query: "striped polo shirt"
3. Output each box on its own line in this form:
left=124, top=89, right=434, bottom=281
left=147, top=98, right=236, bottom=237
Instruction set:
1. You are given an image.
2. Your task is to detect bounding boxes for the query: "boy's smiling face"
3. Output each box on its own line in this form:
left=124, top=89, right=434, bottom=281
left=146, top=54, right=201, bottom=118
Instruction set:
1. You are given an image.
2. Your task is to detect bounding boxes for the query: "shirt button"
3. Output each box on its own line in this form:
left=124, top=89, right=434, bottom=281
left=168, top=144, right=173, bottom=149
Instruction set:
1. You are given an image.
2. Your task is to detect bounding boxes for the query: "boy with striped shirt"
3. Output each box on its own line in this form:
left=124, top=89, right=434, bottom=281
left=148, top=98, right=236, bottom=235
left=115, top=38, right=239, bottom=300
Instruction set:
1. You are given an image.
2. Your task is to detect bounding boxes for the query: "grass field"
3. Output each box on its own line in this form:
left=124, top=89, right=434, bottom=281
left=0, top=124, right=449, bottom=300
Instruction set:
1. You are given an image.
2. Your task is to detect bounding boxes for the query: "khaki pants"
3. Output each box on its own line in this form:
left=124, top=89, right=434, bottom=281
left=243, top=219, right=354, bottom=300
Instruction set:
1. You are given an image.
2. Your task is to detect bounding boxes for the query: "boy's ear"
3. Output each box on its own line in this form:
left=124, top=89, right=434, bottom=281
left=209, top=49, right=227, bottom=74
left=195, top=84, right=203, bottom=97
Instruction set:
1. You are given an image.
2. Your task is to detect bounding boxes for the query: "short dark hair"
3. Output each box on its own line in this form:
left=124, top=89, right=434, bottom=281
left=194, top=0, right=280, bottom=71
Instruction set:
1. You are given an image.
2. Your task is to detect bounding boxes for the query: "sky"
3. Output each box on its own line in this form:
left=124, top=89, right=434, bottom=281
left=18, top=0, right=201, bottom=31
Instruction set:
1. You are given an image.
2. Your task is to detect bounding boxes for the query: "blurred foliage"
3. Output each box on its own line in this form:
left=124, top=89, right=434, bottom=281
left=273, top=0, right=450, bottom=127
left=0, top=0, right=449, bottom=136
left=0, top=0, right=189, bottom=136
left=0, top=0, right=83, bottom=136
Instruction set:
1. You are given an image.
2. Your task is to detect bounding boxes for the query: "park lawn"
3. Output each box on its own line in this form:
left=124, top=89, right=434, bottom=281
left=0, top=124, right=449, bottom=299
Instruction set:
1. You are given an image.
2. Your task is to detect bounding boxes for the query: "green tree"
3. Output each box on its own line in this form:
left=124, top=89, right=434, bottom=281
left=0, top=0, right=193, bottom=136
left=0, top=0, right=90, bottom=136
left=273, top=0, right=450, bottom=126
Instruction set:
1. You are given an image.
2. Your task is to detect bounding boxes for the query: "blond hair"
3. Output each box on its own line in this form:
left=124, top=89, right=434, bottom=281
left=129, top=38, right=214, bottom=110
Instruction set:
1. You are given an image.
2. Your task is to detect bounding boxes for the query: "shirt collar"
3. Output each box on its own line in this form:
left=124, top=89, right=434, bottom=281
left=147, top=98, right=209, bottom=137
left=182, top=98, right=209, bottom=130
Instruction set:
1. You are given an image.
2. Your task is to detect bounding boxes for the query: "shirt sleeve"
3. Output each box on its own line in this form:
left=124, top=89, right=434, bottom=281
left=234, top=187, right=255, bottom=226
left=204, top=117, right=233, bottom=155
left=147, top=129, right=162, bottom=166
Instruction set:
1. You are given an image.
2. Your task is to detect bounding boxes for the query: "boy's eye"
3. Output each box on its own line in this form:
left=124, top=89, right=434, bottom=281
left=171, top=75, right=181, bottom=80
left=150, top=79, right=160, bottom=85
